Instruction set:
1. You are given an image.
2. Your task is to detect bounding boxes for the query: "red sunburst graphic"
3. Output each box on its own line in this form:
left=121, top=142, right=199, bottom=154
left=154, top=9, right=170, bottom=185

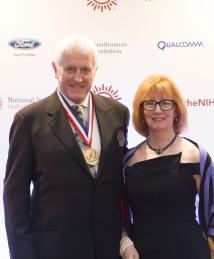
left=92, top=84, right=122, bottom=100
left=86, top=0, right=117, bottom=12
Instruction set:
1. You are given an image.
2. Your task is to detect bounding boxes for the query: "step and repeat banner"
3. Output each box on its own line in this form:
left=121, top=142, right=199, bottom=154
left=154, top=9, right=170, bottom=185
left=0, top=0, right=214, bottom=257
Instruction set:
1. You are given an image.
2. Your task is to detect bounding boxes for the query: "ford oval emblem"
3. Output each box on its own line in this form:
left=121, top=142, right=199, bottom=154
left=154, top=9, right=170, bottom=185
left=8, top=38, right=41, bottom=49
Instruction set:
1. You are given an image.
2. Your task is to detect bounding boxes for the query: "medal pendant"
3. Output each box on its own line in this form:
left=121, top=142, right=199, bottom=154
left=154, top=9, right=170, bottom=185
left=83, top=148, right=100, bottom=166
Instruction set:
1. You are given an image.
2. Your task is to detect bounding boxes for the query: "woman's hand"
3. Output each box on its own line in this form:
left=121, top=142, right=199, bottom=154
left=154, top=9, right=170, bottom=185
left=121, top=245, right=139, bottom=259
left=120, top=232, right=139, bottom=259
left=208, top=236, right=214, bottom=259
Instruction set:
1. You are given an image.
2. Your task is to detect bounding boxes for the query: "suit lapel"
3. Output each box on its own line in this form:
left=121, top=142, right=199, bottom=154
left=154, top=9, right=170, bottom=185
left=92, top=94, right=115, bottom=174
left=47, top=92, right=90, bottom=174
left=46, top=92, right=120, bottom=177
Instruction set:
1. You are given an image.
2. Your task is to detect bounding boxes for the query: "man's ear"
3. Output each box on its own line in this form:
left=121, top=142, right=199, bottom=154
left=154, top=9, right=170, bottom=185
left=52, top=62, right=58, bottom=79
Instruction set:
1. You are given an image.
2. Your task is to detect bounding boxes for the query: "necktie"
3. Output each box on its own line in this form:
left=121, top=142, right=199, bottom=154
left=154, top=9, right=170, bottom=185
left=73, top=105, right=85, bottom=126
left=72, top=105, right=97, bottom=178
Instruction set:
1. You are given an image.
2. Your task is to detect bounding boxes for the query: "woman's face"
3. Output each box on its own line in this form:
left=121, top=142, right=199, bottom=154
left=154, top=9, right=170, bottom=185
left=142, top=93, right=177, bottom=134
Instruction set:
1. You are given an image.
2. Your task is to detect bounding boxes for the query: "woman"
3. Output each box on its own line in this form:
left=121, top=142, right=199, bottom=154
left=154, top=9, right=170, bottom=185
left=120, top=75, right=214, bottom=259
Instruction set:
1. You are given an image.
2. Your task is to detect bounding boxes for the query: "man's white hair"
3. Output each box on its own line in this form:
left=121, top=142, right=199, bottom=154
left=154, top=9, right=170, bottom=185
left=53, top=35, right=98, bottom=70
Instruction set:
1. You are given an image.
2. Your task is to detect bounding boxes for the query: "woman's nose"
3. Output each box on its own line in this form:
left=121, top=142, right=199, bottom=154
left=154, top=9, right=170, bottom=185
left=154, top=103, right=162, bottom=112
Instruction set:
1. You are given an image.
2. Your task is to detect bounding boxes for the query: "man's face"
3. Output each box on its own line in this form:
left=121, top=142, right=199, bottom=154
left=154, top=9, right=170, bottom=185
left=53, top=49, right=96, bottom=104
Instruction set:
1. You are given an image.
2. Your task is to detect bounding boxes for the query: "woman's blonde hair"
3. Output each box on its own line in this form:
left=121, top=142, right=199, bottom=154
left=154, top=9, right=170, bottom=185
left=132, top=75, right=188, bottom=137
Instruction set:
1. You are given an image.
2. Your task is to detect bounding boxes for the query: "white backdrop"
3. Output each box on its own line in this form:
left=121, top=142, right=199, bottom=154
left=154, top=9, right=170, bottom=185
left=0, top=0, right=214, bottom=257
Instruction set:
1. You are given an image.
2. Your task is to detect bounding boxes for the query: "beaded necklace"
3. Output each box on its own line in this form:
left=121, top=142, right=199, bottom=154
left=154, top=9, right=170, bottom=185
left=147, top=135, right=177, bottom=154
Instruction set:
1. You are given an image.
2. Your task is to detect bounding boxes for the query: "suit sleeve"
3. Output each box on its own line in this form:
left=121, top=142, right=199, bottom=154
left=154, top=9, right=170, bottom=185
left=123, top=107, right=130, bottom=150
left=120, top=106, right=130, bottom=225
left=3, top=112, right=38, bottom=259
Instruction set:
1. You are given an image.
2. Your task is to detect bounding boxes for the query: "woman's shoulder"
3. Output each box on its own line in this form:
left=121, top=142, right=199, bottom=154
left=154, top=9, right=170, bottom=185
left=180, top=137, right=200, bottom=163
left=181, top=137, right=213, bottom=166
left=124, top=141, right=146, bottom=165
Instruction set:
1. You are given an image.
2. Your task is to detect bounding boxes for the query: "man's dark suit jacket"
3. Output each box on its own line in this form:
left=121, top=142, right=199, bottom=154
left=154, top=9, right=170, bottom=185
left=3, top=91, right=129, bottom=259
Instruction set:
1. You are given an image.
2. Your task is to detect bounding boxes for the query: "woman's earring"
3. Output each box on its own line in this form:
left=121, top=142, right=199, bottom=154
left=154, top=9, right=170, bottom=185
left=174, top=117, right=178, bottom=122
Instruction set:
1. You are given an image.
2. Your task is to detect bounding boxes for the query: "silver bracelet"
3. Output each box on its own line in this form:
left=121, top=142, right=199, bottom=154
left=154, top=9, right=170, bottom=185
left=119, top=236, right=134, bottom=256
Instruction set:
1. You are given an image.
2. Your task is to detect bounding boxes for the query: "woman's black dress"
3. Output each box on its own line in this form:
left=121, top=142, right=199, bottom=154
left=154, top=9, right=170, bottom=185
left=124, top=153, right=211, bottom=259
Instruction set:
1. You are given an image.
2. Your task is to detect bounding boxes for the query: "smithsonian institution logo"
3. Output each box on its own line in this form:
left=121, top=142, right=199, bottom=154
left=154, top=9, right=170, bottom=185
left=86, top=0, right=117, bottom=12
left=92, top=84, right=122, bottom=100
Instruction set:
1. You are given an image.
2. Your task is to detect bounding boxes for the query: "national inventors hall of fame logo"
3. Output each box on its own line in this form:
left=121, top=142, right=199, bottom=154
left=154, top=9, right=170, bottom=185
left=92, top=84, right=122, bottom=101
left=86, top=0, right=117, bottom=12
left=0, top=97, right=3, bottom=110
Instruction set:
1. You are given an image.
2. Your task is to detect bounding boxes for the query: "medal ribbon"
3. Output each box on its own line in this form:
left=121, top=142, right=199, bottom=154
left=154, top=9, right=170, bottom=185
left=57, top=89, right=94, bottom=147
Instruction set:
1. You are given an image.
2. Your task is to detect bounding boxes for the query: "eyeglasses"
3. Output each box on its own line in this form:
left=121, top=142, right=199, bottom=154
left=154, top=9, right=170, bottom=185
left=141, top=99, right=175, bottom=111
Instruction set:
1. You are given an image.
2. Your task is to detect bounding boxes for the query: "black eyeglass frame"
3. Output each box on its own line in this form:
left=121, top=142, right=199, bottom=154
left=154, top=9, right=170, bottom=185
left=141, top=99, right=175, bottom=111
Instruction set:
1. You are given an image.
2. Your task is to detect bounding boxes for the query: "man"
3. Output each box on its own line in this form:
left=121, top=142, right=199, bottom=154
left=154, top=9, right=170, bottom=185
left=3, top=35, right=129, bottom=259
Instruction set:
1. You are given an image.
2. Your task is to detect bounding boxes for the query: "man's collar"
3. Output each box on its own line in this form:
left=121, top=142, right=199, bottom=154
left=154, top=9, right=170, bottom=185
left=58, top=87, right=90, bottom=108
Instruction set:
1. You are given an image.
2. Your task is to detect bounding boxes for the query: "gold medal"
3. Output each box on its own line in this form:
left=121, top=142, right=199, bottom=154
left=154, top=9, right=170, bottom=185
left=83, top=148, right=100, bottom=166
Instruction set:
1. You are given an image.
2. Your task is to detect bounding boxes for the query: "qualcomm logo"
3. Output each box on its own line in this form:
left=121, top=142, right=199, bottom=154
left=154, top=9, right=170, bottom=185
left=86, top=0, right=117, bottom=12
left=92, top=84, right=122, bottom=100
left=157, top=41, right=204, bottom=51
left=8, top=38, right=41, bottom=49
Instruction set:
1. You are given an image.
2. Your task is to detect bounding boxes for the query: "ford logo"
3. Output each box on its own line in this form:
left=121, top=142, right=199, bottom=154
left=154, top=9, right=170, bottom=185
left=8, top=38, right=41, bottom=49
